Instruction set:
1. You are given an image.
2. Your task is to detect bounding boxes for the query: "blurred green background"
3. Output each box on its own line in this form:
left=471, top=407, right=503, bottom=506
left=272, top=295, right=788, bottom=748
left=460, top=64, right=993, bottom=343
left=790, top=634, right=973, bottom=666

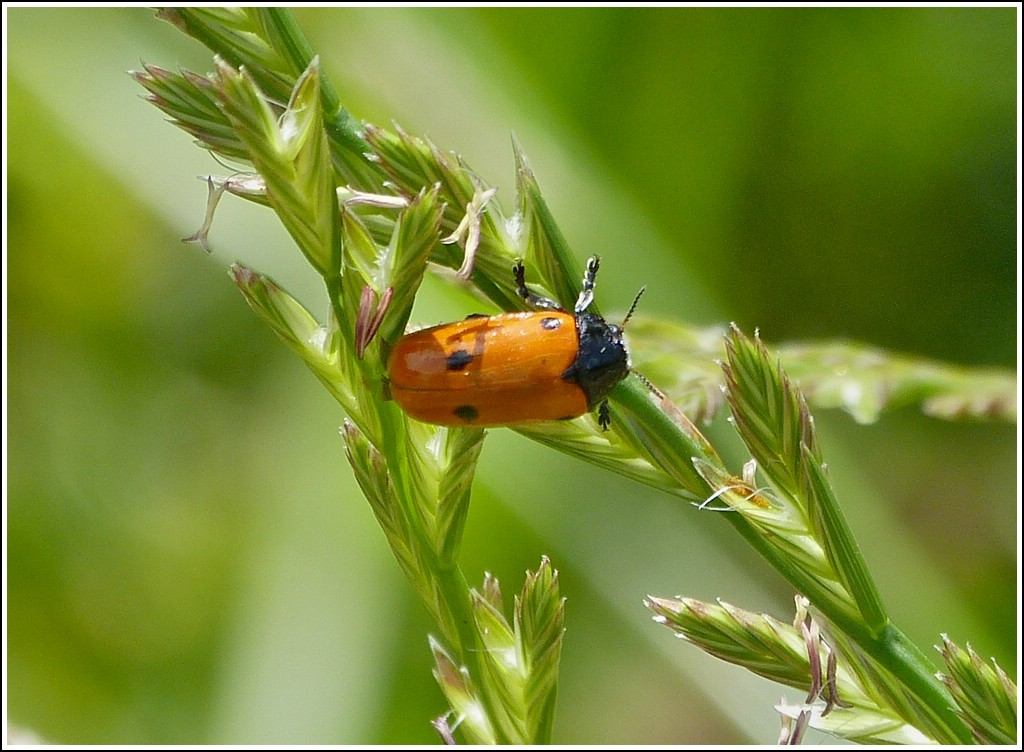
left=6, top=6, right=1017, bottom=745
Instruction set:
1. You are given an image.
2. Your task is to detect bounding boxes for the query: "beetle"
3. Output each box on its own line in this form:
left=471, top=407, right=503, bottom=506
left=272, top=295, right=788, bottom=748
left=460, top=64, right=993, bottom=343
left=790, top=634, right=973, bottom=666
left=386, top=256, right=642, bottom=429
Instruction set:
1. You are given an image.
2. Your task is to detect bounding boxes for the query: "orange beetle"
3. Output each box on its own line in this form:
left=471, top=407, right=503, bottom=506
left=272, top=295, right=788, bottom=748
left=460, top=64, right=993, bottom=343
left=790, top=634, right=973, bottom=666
left=386, top=257, right=641, bottom=429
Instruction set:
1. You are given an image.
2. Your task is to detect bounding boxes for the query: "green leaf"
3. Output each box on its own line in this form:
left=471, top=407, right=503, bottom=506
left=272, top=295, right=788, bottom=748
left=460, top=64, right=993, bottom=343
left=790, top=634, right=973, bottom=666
left=646, top=596, right=937, bottom=744
left=465, top=560, right=564, bottom=745
left=799, top=443, right=887, bottom=633
left=374, top=186, right=445, bottom=349
left=215, top=57, right=339, bottom=276
left=938, top=635, right=1018, bottom=744
left=228, top=264, right=352, bottom=409
left=434, top=427, right=486, bottom=567
left=514, top=557, right=564, bottom=745
left=602, top=377, right=721, bottom=501
left=512, top=137, right=586, bottom=313
left=133, top=64, right=249, bottom=162
left=158, top=7, right=380, bottom=188
left=712, top=326, right=971, bottom=744
left=470, top=587, right=525, bottom=744
left=647, top=596, right=822, bottom=688
left=723, top=326, right=887, bottom=631
left=159, top=8, right=295, bottom=102
left=363, top=124, right=523, bottom=308
left=723, top=326, right=818, bottom=499
left=341, top=422, right=431, bottom=600
left=255, top=9, right=382, bottom=188
left=430, top=636, right=497, bottom=745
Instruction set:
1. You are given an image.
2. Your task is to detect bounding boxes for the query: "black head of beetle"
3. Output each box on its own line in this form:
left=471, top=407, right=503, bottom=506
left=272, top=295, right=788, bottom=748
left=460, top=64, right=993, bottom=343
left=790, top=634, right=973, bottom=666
left=562, top=311, right=630, bottom=410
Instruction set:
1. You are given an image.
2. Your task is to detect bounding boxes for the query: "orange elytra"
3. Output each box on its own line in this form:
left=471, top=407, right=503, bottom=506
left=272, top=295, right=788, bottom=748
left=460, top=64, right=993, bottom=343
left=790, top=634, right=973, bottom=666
left=386, top=256, right=642, bottom=429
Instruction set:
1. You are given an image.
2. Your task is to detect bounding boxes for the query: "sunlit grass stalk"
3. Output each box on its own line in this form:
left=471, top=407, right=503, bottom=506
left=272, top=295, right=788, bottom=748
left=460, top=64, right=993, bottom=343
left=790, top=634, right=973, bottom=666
left=136, top=7, right=1012, bottom=744
left=140, top=8, right=571, bottom=742
left=645, top=328, right=977, bottom=743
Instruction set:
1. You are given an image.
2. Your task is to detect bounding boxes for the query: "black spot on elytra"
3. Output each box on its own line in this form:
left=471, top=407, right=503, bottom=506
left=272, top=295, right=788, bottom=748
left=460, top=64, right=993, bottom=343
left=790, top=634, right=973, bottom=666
left=540, top=317, right=562, bottom=330
left=445, top=349, right=474, bottom=370
left=453, top=405, right=479, bottom=422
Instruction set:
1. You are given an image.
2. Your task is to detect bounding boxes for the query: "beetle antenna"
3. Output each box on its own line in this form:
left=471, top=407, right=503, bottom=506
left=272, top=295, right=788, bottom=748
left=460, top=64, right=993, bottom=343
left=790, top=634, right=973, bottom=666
left=622, top=286, right=646, bottom=329
left=630, top=367, right=664, bottom=398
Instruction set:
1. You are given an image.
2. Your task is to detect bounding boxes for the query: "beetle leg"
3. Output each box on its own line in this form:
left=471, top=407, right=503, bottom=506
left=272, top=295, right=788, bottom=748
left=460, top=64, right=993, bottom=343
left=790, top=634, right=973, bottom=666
left=574, top=255, right=600, bottom=313
left=513, top=259, right=562, bottom=310
left=597, top=400, right=611, bottom=431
